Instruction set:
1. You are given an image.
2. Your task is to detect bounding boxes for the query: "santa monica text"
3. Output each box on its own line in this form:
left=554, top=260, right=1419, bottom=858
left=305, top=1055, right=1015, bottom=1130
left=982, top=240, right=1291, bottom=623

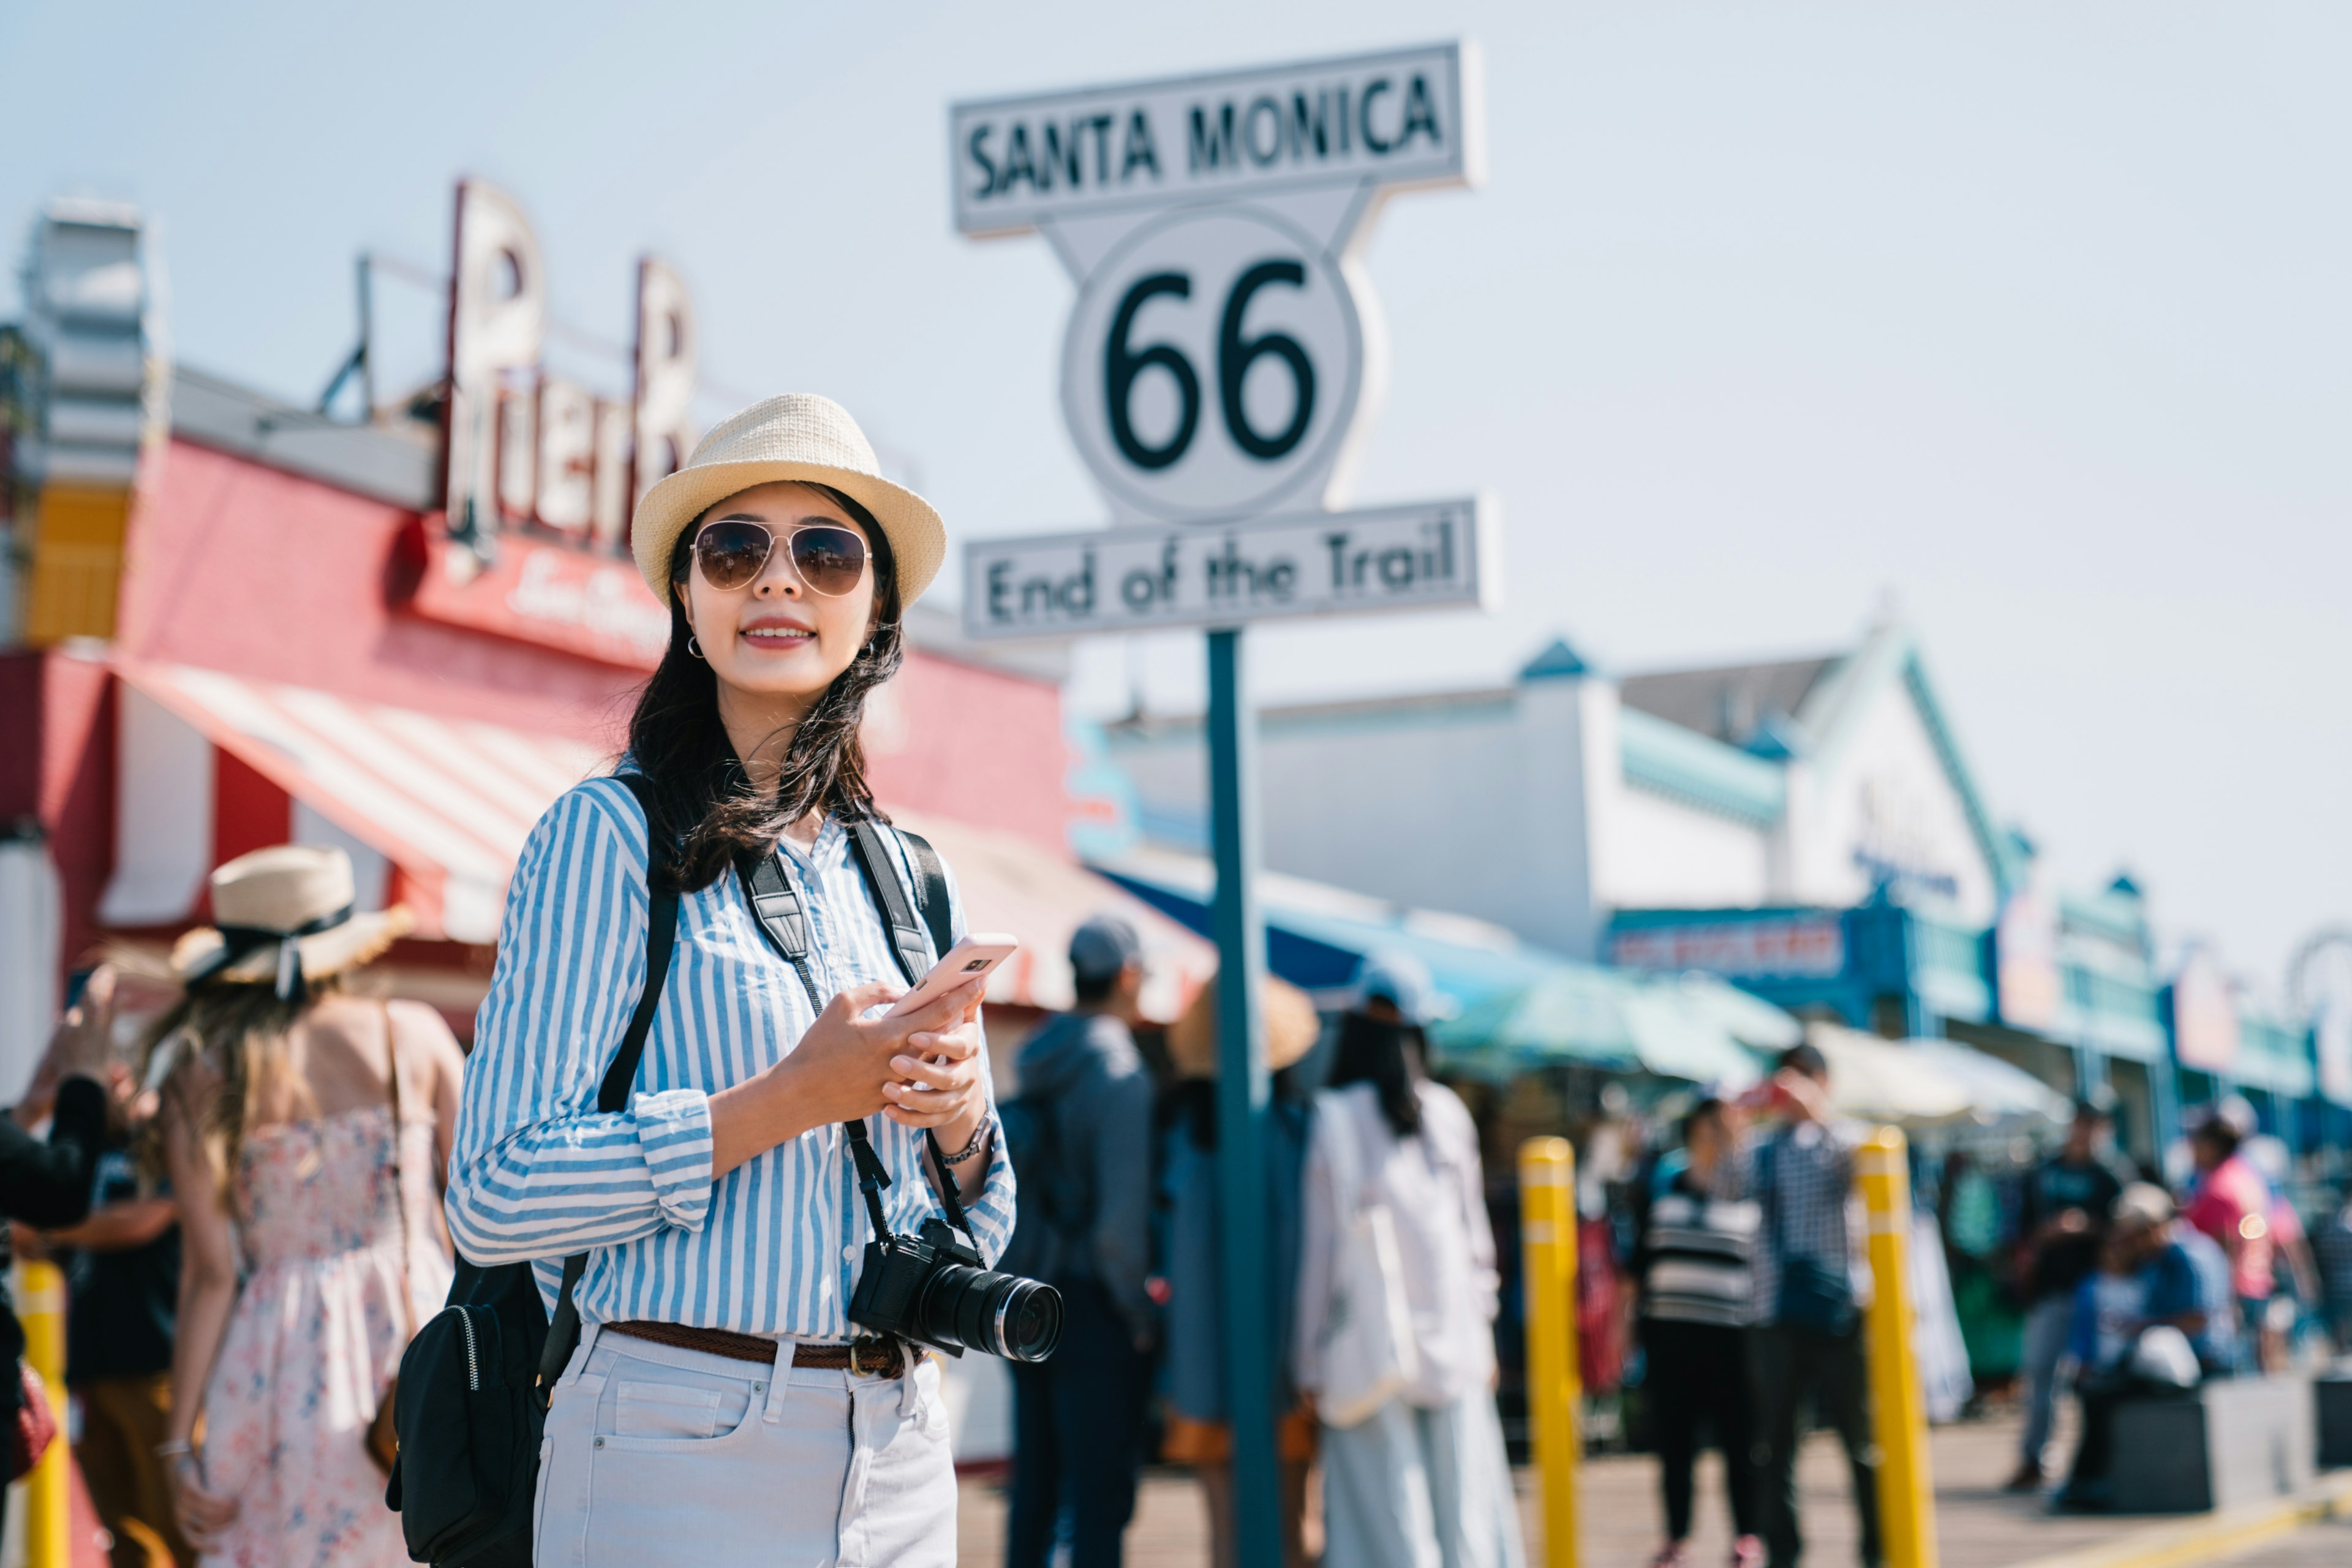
left=950, top=43, right=1473, bottom=235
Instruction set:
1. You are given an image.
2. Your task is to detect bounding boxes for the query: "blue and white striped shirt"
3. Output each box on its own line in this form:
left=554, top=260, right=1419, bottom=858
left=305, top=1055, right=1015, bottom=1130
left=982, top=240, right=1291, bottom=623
left=445, top=775, right=1015, bottom=1336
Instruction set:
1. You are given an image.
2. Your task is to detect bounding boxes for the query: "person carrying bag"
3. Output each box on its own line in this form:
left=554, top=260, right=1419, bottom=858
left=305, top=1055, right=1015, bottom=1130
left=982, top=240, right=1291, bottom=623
left=145, top=846, right=463, bottom=1568
left=1293, top=980, right=1525, bottom=1568
left=434, top=396, right=1026, bottom=1568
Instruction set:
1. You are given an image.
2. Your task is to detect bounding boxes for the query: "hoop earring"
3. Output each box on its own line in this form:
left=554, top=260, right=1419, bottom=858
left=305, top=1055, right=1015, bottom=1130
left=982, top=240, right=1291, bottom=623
left=688, top=636, right=704, bottom=660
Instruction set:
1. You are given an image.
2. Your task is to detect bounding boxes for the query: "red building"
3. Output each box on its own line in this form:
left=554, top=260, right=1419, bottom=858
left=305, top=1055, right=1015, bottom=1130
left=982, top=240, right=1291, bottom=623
left=1, top=360, right=1204, bottom=1054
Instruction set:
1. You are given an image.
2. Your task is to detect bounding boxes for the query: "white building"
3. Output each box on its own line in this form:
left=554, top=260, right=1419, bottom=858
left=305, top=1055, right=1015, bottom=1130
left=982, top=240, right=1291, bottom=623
left=1102, top=616, right=2340, bottom=1165
left=1113, top=618, right=1994, bottom=944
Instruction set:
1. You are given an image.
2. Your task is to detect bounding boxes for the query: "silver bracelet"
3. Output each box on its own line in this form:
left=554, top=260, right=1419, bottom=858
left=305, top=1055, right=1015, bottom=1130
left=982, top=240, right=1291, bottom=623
left=939, top=1117, right=994, bottom=1166
left=154, top=1438, right=195, bottom=1459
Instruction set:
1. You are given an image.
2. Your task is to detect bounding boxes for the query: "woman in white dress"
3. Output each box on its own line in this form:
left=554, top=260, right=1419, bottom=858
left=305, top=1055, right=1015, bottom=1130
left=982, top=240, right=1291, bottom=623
left=1293, top=974, right=1526, bottom=1568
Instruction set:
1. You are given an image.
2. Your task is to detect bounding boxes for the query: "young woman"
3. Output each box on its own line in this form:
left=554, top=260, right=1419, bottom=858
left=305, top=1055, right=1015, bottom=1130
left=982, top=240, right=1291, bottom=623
left=444, top=395, right=1011, bottom=1568
left=1294, top=992, right=1526, bottom=1568
left=149, top=846, right=464, bottom=1568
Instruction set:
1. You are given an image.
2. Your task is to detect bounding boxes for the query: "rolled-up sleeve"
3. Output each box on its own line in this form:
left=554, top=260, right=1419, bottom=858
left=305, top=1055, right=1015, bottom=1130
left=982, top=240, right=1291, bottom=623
left=444, top=779, right=715, bottom=1265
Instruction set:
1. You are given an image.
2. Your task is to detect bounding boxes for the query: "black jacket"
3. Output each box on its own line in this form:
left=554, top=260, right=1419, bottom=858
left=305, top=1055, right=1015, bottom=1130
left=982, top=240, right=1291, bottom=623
left=0, top=1076, right=110, bottom=1411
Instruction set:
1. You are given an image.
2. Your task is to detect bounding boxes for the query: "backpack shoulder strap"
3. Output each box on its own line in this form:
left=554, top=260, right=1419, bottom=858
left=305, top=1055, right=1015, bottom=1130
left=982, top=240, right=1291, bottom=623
left=540, top=772, right=680, bottom=1393
left=897, top=829, right=954, bottom=967
left=601, top=772, right=680, bottom=1113
left=844, top=817, right=938, bottom=987
left=841, top=815, right=980, bottom=1243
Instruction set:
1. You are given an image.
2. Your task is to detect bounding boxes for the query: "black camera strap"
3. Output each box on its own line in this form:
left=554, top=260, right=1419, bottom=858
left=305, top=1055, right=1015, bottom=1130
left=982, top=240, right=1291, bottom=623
left=843, top=818, right=981, bottom=1244
left=736, top=824, right=980, bottom=1246
left=741, top=851, right=824, bottom=1012
left=840, top=1117, right=896, bottom=1242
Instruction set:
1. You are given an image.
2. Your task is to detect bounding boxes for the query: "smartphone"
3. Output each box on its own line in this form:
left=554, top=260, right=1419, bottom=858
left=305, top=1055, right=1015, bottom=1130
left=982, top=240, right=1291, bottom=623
left=884, top=934, right=1019, bottom=1018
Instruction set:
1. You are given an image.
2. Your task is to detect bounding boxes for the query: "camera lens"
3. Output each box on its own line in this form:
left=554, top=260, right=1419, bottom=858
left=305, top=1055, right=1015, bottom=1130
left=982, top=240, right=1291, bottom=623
left=991, top=1278, right=1061, bottom=1362
left=919, top=1262, right=1063, bottom=1362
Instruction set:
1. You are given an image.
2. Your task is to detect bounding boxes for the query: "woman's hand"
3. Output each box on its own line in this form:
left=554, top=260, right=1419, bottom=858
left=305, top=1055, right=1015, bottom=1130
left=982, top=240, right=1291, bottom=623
left=884, top=996, right=993, bottom=1205
left=707, top=975, right=987, bottom=1179
left=170, top=1454, right=238, bottom=1550
left=878, top=1005, right=986, bottom=1131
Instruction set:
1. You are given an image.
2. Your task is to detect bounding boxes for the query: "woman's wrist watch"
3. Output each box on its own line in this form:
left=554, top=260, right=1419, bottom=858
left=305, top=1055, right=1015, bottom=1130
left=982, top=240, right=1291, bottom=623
left=938, top=1115, right=994, bottom=1166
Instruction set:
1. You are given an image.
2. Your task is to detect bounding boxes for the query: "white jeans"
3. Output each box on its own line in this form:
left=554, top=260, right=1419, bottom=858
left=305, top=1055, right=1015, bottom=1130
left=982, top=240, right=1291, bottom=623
left=533, top=1325, right=957, bottom=1567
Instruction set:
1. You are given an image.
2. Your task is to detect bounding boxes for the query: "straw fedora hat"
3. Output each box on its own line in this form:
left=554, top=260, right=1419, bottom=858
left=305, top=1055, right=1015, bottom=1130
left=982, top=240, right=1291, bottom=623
left=1167, top=972, right=1323, bottom=1080
left=170, top=846, right=411, bottom=997
left=630, top=394, right=948, bottom=607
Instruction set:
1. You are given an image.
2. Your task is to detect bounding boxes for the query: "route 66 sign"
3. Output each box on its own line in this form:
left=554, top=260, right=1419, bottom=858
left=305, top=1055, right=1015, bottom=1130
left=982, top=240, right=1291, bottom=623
left=1063, top=205, right=1366, bottom=521
left=954, top=43, right=1484, bottom=525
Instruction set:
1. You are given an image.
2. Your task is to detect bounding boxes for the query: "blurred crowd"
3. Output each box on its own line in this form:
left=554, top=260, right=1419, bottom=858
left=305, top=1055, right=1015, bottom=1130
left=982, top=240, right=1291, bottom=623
left=2, top=845, right=458, bottom=1568
left=1003, top=922, right=1524, bottom=1568
left=1580, top=1062, right=2352, bottom=1557
left=13, top=888, right=2352, bottom=1568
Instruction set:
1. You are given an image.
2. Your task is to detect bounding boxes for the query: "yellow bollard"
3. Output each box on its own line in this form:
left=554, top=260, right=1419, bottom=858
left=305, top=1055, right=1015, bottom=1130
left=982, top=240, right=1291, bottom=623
left=1856, top=1128, right=1936, bottom=1568
left=18, top=1257, right=71, bottom=1568
left=1518, top=1137, right=1580, bottom=1568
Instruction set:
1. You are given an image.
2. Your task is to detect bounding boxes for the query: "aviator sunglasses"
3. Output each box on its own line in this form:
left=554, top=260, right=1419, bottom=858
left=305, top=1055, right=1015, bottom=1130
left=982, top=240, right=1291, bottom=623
left=690, top=518, right=870, bottom=596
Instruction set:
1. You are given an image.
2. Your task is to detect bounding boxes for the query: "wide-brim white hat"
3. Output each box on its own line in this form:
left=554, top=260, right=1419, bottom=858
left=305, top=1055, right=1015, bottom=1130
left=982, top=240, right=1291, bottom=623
left=630, top=394, right=946, bottom=607
left=169, top=845, right=410, bottom=993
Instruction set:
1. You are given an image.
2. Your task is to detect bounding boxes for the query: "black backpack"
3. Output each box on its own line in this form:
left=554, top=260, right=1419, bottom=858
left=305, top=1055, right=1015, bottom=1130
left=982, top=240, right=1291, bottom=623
left=386, top=780, right=954, bottom=1565
left=383, top=773, right=676, bottom=1567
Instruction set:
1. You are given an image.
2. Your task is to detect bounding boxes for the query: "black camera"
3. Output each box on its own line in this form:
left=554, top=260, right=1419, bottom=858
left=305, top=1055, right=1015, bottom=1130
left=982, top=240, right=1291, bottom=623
left=850, top=1216, right=1062, bottom=1362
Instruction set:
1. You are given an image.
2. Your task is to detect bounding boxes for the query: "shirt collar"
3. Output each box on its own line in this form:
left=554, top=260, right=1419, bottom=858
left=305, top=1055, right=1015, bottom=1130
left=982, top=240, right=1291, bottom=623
left=775, top=815, right=848, bottom=876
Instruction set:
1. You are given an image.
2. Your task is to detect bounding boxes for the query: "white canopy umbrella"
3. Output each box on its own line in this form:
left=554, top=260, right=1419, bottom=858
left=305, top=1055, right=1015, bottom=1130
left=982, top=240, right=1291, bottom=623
left=1671, top=972, right=1805, bottom=1050
left=1804, top=1023, right=2073, bottom=1128
left=1808, top=1024, right=1974, bottom=1124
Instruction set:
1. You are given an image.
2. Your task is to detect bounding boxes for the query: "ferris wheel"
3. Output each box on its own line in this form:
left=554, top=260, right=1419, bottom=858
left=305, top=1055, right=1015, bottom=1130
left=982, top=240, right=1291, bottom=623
left=2290, top=928, right=2352, bottom=1103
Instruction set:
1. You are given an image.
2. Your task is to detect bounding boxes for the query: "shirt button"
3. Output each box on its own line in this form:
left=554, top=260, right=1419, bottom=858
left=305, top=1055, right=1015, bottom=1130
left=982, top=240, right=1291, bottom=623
left=843, top=1244, right=858, bottom=1261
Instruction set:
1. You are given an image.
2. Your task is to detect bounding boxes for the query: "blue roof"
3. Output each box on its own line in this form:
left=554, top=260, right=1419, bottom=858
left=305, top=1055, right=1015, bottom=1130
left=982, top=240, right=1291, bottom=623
left=1095, top=862, right=1561, bottom=1014
left=1095, top=854, right=1790, bottom=1087
left=1520, top=636, right=1593, bottom=680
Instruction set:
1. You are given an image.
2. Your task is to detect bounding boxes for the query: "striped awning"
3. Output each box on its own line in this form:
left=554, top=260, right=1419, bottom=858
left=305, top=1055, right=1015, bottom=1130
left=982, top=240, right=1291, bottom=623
left=100, top=662, right=1213, bottom=1013
left=107, top=660, right=611, bottom=942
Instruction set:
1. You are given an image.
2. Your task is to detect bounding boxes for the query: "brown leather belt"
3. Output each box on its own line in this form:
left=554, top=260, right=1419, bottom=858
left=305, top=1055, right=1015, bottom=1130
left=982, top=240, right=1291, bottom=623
left=607, top=1321, right=907, bottom=1378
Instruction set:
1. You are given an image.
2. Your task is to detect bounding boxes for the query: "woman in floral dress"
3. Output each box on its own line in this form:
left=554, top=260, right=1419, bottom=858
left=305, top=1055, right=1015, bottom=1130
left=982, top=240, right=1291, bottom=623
left=148, top=846, right=462, bottom=1567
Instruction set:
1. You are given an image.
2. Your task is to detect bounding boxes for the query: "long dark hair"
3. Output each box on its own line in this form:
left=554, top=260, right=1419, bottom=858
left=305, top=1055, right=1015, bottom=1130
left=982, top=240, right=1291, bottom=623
left=626, top=483, right=903, bottom=891
left=1329, top=1011, right=1427, bottom=1139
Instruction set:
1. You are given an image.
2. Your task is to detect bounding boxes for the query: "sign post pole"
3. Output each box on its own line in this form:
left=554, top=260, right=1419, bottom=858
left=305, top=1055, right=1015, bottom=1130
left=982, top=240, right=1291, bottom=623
left=1207, top=626, right=1280, bottom=1566
left=948, top=50, right=1490, bottom=1568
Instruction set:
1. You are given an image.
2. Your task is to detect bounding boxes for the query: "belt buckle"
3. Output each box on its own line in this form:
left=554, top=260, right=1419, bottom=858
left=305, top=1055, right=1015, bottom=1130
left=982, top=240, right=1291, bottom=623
left=850, top=1335, right=893, bottom=1377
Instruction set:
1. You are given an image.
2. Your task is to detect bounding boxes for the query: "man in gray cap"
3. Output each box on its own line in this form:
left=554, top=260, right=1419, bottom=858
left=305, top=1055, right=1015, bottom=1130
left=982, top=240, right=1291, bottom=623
left=1006, top=914, right=1156, bottom=1568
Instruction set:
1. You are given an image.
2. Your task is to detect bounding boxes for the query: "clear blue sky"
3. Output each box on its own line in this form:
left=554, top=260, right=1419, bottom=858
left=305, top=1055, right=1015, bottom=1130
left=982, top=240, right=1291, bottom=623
left=6, top=1, right=2346, bottom=993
